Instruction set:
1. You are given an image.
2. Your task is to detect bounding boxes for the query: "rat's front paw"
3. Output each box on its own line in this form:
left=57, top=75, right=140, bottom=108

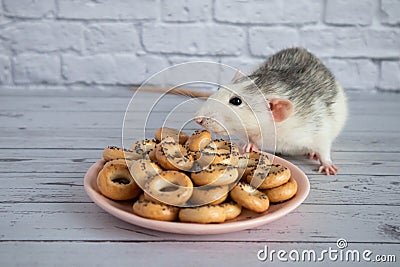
left=318, top=164, right=338, bottom=175
left=242, top=143, right=259, bottom=153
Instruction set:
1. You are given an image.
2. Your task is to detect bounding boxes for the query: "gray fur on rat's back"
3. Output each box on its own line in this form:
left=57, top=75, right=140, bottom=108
left=242, top=47, right=338, bottom=121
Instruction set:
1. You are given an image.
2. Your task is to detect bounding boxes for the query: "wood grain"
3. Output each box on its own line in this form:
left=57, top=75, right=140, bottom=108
left=1, top=203, right=399, bottom=243
left=0, top=242, right=397, bottom=267
left=1, top=89, right=399, bottom=266
left=0, top=173, right=398, bottom=205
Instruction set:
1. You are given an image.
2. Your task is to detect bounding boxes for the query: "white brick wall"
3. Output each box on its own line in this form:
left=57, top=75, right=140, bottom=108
left=0, top=0, right=398, bottom=92
left=324, top=0, right=375, bottom=25
left=14, top=53, right=60, bottom=84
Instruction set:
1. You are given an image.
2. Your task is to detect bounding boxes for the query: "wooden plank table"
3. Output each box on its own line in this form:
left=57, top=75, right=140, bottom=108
left=0, top=89, right=399, bottom=266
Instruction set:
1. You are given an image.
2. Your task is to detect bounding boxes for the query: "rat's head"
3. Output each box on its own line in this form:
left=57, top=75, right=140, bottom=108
left=194, top=72, right=293, bottom=145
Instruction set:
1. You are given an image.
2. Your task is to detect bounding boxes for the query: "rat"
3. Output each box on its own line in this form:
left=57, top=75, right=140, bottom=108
left=194, top=47, right=348, bottom=175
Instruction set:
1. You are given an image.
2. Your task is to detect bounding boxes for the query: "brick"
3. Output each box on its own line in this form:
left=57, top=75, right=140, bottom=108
left=281, top=0, right=322, bottom=24
left=143, top=24, right=245, bottom=56
left=167, top=56, right=222, bottom=85
left=0, top=21, right=83, bottom=53
left=168, top=56, right=217, bottom=66
left=0, top=16, right=11, bottom=26
left=85, top=23, right=139, bottom=53
left=379, top=61, right=400, bottom=90
left=215, top=0, right=280, bottom=23
left=58, top=0, right=157, bottom=20
left=0, top=37, right=10, bottom=54
left=62, top=54, right=117, bottom=84
left=166, top=57, right=264, bottom=88
left=0, top=55, right=11, bottom=84
left=166, top=59, right=224, bottom=87
left=214, top=0, right=321, bottom=24
left=162, top=0, right=211, bottom=22
left=249, top=27, right=299, bottom=57
left=299, top=28, right=336, bottom=57
left=0, top=2, right=11, bottom=26
left=324, top=59, right=378, bottom=90
left=113, top=54, right=169, bottom=84
left=220, top=57, right=264, bottom=76
left=381, top=0, right=400, bottom=25
left=300, top=27, right=400, bottom=58
left=3, top=0, right=54, bottom=18
left=325, top=0, right=374, bottom=25
left=62, top=54, right=168, bottom=85
left=219, top=57, right=265, bottom=84
left=13, top=54, right=60, bottom=84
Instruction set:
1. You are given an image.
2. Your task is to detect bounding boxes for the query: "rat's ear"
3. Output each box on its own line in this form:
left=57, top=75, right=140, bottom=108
left=231, top=70, right=245, bottom=82
left=269, top=98, right=293, bottom=122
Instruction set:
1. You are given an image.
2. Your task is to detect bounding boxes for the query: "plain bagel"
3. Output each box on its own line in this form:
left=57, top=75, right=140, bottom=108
left=220, top=202, right=242, bottom=220
left=133, top=200, right=179, bottom=221
left=145, top=171, right=194, bottom=206
left=230, top=182, right=269, bottom=213
left=97, top=163, right=141, bottom=201
left=264, top=177, right=297, bottom=203
left=189, top=185, right=229, bottom=206
left=179, top=204, right=226, bottom=224
left=186, top=130, right=212, bottom=152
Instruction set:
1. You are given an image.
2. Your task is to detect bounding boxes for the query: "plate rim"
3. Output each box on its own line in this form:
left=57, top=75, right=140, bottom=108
left=84, top=154, right=310, bottom=235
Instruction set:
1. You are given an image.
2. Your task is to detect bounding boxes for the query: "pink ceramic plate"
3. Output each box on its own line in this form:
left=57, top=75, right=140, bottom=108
left=84, top=154, right=310, bottom=235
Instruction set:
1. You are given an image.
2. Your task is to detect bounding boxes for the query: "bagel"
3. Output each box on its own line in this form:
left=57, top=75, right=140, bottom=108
left=102, top=146, right=138, bottom=161
left=138, top=193, right=165, bottom=204
left=133, top=200, right=179, bottom=221
left=130, top=139, right=157, bottom=159
left=191, top=164, right=239, bottom=186
left=129, top=159, right=163, bottom=188
left=221, top=202, right=242, bottom=220
left=189, top=185, right=229, bottom=206
left=179, top=205, right=226, bottom=223
left=97, top=163, right=141, bottom=201
left=104, top=158, right=131, bottom=168
left=155, top=137, right=194, bottom=171
left=186, top=130, right=212, bottom=152
left=264, top=177, right=297, bottom=203
left=145, top=171, right=193, bottom=206
left=240, top=151, right=271, bottom=178
left=230, top=182, right=269, bottom=213
left=248, top=151, right=270, bottom=161
left=249, top=151, right=271, bottom=168
left=155, top=127, right=189, bottom=144
left=137, top=192, right=163, bottom=204
left=237, top=153, right=255, bottom=179
left=196, top=140, right=240, bottom=166
left=148, top=147, right=157, bottom=162
left=247, top=164, right=291, bottom=190
left=237, top=154, right=250, bottom=177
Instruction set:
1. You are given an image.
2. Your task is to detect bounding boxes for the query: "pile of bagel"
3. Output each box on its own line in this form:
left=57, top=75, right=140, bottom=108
left=97, top=127, right=298, bottom=224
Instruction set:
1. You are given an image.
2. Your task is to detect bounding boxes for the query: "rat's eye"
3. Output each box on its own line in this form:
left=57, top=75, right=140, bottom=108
left=229, top=97, right=242, bottom=106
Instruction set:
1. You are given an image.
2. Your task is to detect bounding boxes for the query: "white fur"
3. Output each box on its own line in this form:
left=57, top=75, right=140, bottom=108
left=195, top=80, right=348, bottom=171
left=195, top=80, right=276, bottom=151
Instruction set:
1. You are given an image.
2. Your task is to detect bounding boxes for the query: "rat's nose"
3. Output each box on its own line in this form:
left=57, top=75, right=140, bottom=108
left=194, top=117, right=204, bottom=125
